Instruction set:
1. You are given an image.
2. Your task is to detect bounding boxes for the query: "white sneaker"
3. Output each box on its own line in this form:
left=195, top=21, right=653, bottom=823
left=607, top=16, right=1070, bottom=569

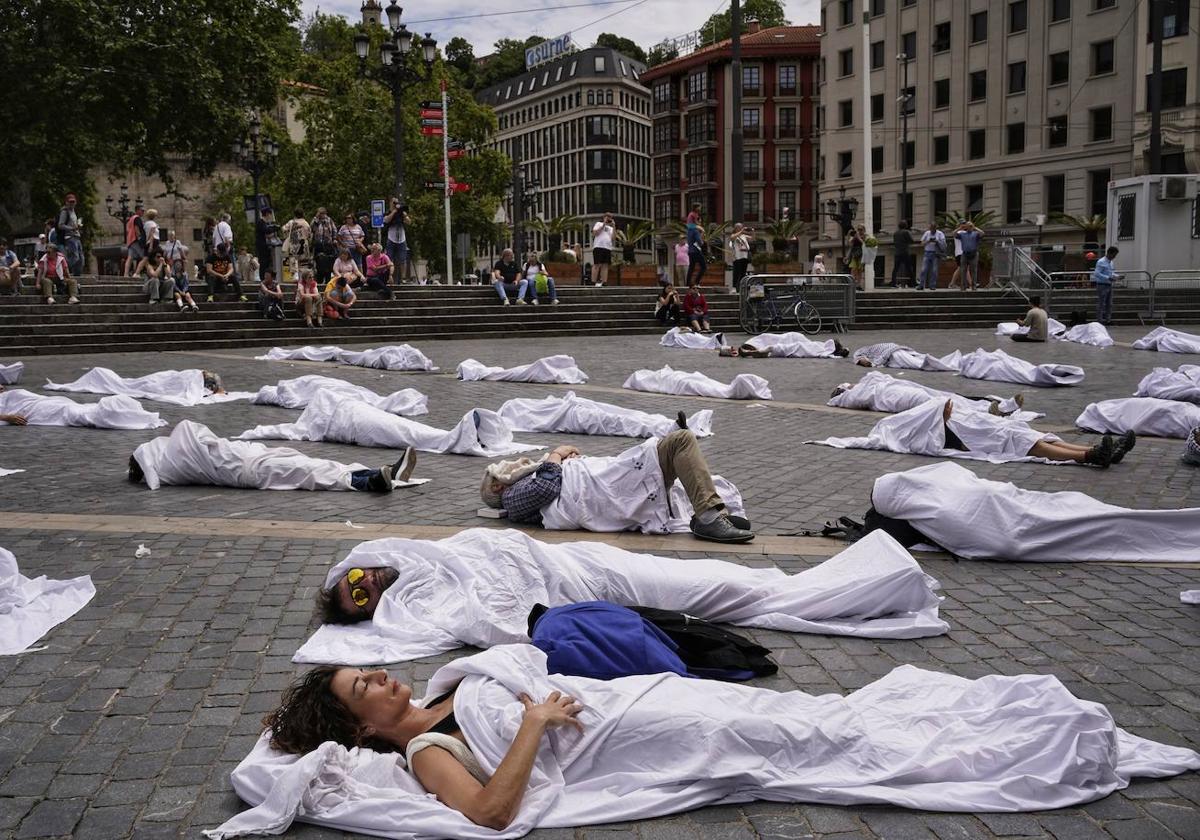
left=502, top=298, right=510, bottom=306
left=517, top=298, right=528, bottom=305
left=148, top=295, right=156, bottom=304
left=177, top=299, right=184, bottom=309
left=67, top=296, right=80, bottom=305
left=532, top=299, right=539, bottom=306
left=46, top=297, right=55, bottom=304
left=551, top=299, right=560, bottom=305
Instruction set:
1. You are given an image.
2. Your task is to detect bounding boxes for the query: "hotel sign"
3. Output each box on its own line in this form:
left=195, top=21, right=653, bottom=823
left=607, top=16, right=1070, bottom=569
left=525, top=33, right=576, bottom=70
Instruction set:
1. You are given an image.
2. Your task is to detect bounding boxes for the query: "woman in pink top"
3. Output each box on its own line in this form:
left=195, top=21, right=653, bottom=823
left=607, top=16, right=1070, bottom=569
left=331, top=248, right=365, bottom=290
left=338, top=214, right=366, bottom=269
left=364, top=242, right=394, bottom=299
left=295, top=268, right=322, bottom=328
left=673, top=236, right=690, bottom=285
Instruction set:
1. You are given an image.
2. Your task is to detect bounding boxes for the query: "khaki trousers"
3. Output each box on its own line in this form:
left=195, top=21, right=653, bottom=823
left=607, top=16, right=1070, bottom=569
left=39, top=276, right=78, bottom=300
left=656, top=430, right=722, bottom=515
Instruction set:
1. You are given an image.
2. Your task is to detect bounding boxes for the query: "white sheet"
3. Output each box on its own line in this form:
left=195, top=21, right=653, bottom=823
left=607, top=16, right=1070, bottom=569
left=540, top=437, right=745, bottom=534
left=1075, top=397, right=1200, bottom=439
left=853, top=343, right=962, bottom=372
left=812, top=397, right=1060, bottom=464
left=0, top=389, right=166, bottom=429
left=994, top=318, right=1067, bottom=337
left=873, top=461, right=1200, bottom=562
left=958, top=348, right=1085, bottom=387
left=623, top=365, right=772, bottom=400
left=133, top=420, right=370, bottom=491
left=0, top=362, right=23, bottom=385
left=293, top=527, right=945, bottom=666
left=744, top=332, right=840, bottom=358
left=43, top=367, right=254, bottom=406
left=828, top=371, right=1042, bottom=421
left=253, top=375, right=427, bottom=415
left=497, top=391, right=712, bottom=438
left=457, top=355, right=589, bottom=384
left=0, top=546, right=95, bottom=656
left=1135, top=365, right=1200, bottom=404
left=659, top=327, right=726, bottom=349
left=256, top=345, right=438, bottom=370
left=238, top=390, right=541, bottom=457
left=1058, top=323, right=1114, bottom=347
left=1132, top=326, right=1200, bottom=354
left=212, top=645, right=1200, bottom=840
left=0, top=467, right=24, bottom=477
left=1182, top=590, right=1200, bottom=604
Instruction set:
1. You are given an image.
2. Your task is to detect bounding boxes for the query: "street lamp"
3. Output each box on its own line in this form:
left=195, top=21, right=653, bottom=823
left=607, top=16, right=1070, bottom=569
left=355, top=14, right=438, bottom=201
left=821, top=185, right=858, bottom=270
left=232, top=113, right=280, bottom=251
left=897, top=52, right=913, bottom=225
left=105, top=182, right=142, bottom=230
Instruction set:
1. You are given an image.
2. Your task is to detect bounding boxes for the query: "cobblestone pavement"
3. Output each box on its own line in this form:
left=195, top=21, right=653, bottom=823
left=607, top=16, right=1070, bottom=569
left=0, top=325, right=1198, bottom=839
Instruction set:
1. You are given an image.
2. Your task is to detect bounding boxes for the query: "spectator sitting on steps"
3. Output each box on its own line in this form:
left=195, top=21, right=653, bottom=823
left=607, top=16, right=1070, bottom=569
left=682, top=280, right=710, bottom=334
left=492, top=247, right=528, bottom=306
left=296, top=268, right=323, bottom=329
left=324, top=275, right=356, bottom=320
left=259, top=269, right=286, bottom=321
left=140, top=251, right=175, bottom=305
left=330, top=248, right=365, bottom=291
left=205, top=243, right=246, bottom=302
left=522, top=250, right=559, bottom=305
left=236, top=246, right=259, bottom=288
left=656, top=283, right=682, bottom=327
left=0, top=238, right=21, bottom=295
left=364, top=242, right=394, bottom=299
left=35, top=244, right=80, bottom=305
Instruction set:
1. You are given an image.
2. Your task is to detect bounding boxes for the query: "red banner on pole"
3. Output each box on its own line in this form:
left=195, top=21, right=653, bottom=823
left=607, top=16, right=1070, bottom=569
left=447, top=148, right=465, bottom=159
left=420, top=127, right=444, bottom=136
left=450, top=182, right=470, bottom=193
left=420, top=109, right=443, bottom=119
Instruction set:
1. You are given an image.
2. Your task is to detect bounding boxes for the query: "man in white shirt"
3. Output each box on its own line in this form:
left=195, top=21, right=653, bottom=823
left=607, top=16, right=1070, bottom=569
left=142, top=209, right=161, bottom=256
left=160, top=231, right=189, bottom=282
left=591, top=212, right=615, bottom=287
left=213, top=212, right=234, bottom=256
left=918, top=222, right=945, bottom=291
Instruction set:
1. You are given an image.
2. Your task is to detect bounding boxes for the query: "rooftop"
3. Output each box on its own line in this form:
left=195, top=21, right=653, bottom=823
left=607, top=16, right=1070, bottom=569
left=640, top=25, right=820, bottom=81
left=476, top=46, right=648, bottom=109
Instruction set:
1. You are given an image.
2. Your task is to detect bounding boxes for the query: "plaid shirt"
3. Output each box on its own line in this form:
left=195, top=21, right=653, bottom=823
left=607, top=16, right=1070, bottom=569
left=852, top=342, right=908, bottom=368
left=501, top=462, right=563, bottom=524
left=310, top=216, right=337, bottom=245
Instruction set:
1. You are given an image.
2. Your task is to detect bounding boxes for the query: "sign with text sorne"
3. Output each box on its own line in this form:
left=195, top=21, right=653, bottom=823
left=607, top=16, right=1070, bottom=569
left=525, top=34, right=575, bottom=70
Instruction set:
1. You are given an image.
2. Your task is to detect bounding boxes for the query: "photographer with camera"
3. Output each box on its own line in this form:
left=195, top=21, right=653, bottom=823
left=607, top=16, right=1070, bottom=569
left=730, top=223, right=752, bottom=290
left=384, top=198, right=412, bottom=284
left=256, top=208, right=282, bottom=281
left=591, top=212, right=615, bottom=287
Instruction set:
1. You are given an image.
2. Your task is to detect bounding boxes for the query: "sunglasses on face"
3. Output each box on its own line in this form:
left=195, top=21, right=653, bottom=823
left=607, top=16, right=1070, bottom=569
left=347, top=568, right=370, bottom=607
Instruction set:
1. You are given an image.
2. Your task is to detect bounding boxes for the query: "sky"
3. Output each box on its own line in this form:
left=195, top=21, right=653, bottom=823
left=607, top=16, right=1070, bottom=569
left=301, top=0, right=821, bottom=56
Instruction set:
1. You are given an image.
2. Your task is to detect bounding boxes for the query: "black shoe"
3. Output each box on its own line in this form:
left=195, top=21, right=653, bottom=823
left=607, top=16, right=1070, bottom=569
left=1084, top=436, right=1115, bottom=469
left=726, top=514, right=752, bottom=531
left=675, top=410, right=688, bottom=430
left=127, top=454, right=144, bottom=484
left=1111, top=431, right=1137, bottom=464
left=366, top=466, right=394, bottom=493
left=391, top=447, right=417, bottom=482
left=832, top=339, right=849, bottom=358
left=689, top=513, right=755, bottom=544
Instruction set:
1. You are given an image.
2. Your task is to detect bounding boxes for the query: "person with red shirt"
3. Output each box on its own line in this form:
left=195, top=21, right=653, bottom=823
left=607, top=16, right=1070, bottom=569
left=36, top=244, right=80, bottom=304
left=682, top=281, right=710, bottom=333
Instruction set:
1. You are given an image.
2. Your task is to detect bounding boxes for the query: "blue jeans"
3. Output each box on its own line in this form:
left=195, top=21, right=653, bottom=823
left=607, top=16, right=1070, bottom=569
left=63, top=237, right=84, bottom=276
left=919, top=251, right=939, bottom=289
left=494, top=278, right=528, bottom=301
left=686, top=244, right=707, bottom=284
left=529, top=276, right=557, bottom=302
left=349, top=469, right=381, bottom=491
left=1096, top=283, right=1113, bottom=322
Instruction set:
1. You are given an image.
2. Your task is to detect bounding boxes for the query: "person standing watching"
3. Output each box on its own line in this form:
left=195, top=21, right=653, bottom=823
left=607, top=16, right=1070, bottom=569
left=56, top=193, right=84, bottom=275
left=891, top=221, right=913, bottom=288
left=673, top=236, right=690, bottom=286
left=213, top=213, right=235, bottom=263
left=685, top=204, right=707, bottom=285
left=338, top=213, right=366, bottom=272
left=918, top=222, right=945, bottom=291
left=591, top=212, right=615, bottom=287
left=383, top=199, right=411, bottom=283
left=955, top=221, right=984, bottom=292
left=123, top=205, right=146, bottom=277
left=1093, top=246, right=1119, bottom=325
left=0, top=239, right=21, bottom=295
left=281, top=208, right=312, bottom=281
left=256, top=208, right=279, bottom=278
left=142, top=208, right=161, bottom=258
left=730, top=223, right=752, bottom=291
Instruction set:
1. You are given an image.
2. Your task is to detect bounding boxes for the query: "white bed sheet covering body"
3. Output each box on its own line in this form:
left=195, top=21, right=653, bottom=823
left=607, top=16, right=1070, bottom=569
left=253, top=375, right=427, bottom=415
left=854, top=344, right=962, bottom=372
left=744, top=332, right=840, bottom=358
left=812, top=398, right=1060, bottom=464
left=1075, top=397, right=1200, bottom=438
left=659, top=327, right=726, bottom=349
left=623, top=365, right=772, bottom=400
left=994, top=318, right=1067, bottom=337
left=539, top=437, right=744, bottom=534
left=0, top=362, right=23, bottom=384
left=133, top=420, right=369, bottom=491
left=0, top=547, right=95, bottom=656
left=0, top=390, right=166, bottom=429
left=1135, top=365, right=1200, bottom=404
left=255, top=345, right=438, bottom=370
left=1182, top=591, right=1200, bottom=604
left=828, top=371, right=1041, bottom=421
left=43, top=367, right=254, bottom=406
left=212, top=644, right=1200, bottom=840
left=237, top=390, right=540, bottom=457
left=873, top=462, right=1200, bottom=562
left=457, top=355, right=588, bottom=384
left=1132, top=326, right=1200, bottom=354
left=497, top=391, right=712, bottom=438
left=958, top=348, right=1085, bottom=387
left=293, top=527, right=947, bottom=666
left=256, top=346, right=345, bottom=362
left=1059, top=323, right=1114, bottom=347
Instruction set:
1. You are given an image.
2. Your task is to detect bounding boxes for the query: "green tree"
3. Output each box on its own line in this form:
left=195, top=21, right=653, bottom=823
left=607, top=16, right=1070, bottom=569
left=646, top=42, right=680, bottom=68
left=616, top=220, right=656, bottom=263
left=474, top=36, right=545, bottom=91
left=0, top=0, right=300, bottom=237
left=702, top=0, right=789, bottom=44
left=527, top=214, right=584, bottom=257
left=1050, top=213, right=1107, bottom=248
left=594, top=33, right=647, bottom=64
left=267, top=13, right=511, bottom=277
left=444, top=36, right=476, bottom=88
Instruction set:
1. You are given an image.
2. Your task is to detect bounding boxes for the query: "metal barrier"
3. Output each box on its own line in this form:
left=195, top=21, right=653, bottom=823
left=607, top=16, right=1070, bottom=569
left=1147, top=270, right=1200, bottom=322
left=997, top=245, right=1054, bottom=309
left=1047, top=270, right=1151, bottom=290
left=739, top=273, right=855, bottom=334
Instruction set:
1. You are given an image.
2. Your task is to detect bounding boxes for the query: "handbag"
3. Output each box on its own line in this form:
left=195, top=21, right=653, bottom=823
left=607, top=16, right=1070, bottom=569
left=535, top=272, right=549, bottom=294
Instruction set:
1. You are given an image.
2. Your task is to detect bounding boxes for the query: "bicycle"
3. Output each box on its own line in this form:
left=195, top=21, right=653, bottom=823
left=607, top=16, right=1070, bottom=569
left=740, top=277, right=823, bottom=335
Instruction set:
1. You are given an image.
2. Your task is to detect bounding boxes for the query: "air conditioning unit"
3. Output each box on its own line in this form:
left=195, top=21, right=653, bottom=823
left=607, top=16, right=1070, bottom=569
left=1158, top=176, right=1198, bottom=201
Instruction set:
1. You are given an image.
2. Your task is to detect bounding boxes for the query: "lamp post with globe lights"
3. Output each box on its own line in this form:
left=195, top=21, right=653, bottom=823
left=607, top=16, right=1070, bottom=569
left=821, top=186, right=858, bottom=271
left=354, top=1, right=438, bottom=201
left=232, top=114, right=279, bottom=238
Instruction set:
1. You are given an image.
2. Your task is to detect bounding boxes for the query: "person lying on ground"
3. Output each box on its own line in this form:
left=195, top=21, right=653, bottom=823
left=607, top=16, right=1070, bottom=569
left=721, top=334, right=850, bottom=358
left=852, top=341, right=960, bottom=371
left=0, top=387, right=164, bottom=429
left=480, top=430, right=753, bottom=543
left=830, top=371, right=1031, bottom=419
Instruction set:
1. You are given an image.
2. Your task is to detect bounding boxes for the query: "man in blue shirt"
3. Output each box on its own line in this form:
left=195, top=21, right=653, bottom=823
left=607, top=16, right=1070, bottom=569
left=1092, top=246, right=1119, bottom=325
left=0, top=239, right=20, bottom=295
left=685, top=204, right=707, bottom=285
left=955, top=221, right=984, bottom=291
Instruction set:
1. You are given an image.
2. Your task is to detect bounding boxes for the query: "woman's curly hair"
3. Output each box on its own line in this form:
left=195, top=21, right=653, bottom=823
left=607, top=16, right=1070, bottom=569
left=263, top=666, right=398, bottom=755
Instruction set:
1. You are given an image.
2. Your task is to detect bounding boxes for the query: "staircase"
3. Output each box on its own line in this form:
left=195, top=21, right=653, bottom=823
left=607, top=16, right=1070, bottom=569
left=851, top=287, right=1200, bottom=330
left=0, top=277, right=741, bottom=356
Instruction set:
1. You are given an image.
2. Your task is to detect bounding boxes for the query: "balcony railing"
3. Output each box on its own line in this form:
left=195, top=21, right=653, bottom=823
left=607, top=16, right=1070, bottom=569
left=777, top=168, right=797, bottom=180
left=686, top=134, right=717, bottom=148
left=653, top=138, right=680, bottom=153
left=743, top=168, right=761, bottom=180
left=742, top=85, right=762, bottom=97
left=777, top=125, right=798, bottom=139
left=778, top=84, right=798, bottom=97
left=742, top=125, right=761, bottom=139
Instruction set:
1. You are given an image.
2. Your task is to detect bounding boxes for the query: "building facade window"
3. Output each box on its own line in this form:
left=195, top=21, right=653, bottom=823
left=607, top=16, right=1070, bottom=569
left=902, top=141, right=915, bottom=168
left=779, top=65, right=797, bottom=94
left=870, top=0, right=885, bottom=16
left=744, top=191, right=761, bottom=221
left=969, top=129, right=986, bottom=159
left=969, top=70, right=987, bottom=101
left=933, top=22, right=951, bottom=54
left=1089, top=168, right=1110, bottom=215
left=970, top=10, right=988, bottom=42
left=1049, top=51, right=1070, bottom=85
left=1090, top=106, right=1113, bottom=141
left=1151, top=0, right=1190, bottom=39
left=871, top=145, right=884, bottom=173
left=1051, top=0, right=1071, bottom=23
left=1117, top=194, right=1136, bottom=239
left=900, top=31, right=916, bottom=59
left=839, top=48, right=853, bottom=77
left=901, top=85, right=916, bottom=115
left=1008, top=61, right=1027, bottom=94
left=871, top=40, right=885, bottom=70
left=931, top=188, right=947, bottom=217
left=1007, top=122, right=1025, bottom=154
left=742, top=108, right=761, bottom=137
left=1047, top=115, right=1068, bottom=147
left=1046, top=174, right=1066, bottom=214
left=778, top=191, right=796, bottom=218
left=838, top=150, right=853, bottom=178
left=839, top=99, right=854, bottom=127
left=839, top=0, right=854, bottom=26
left=1151, top=68, right=1189, bottom=109
left=779, top=149, right=797, bottom=178
left=1009, top=1, right=1027, bottom=33
left=934, top=78, right=950, bottom=109
left=1092, top=41, right=1114, bottom=75
left=743, top=150, right=760, bottom=180
left=687, top=71, right=708, bottom=102
left=779, top=107, right=797, bottom=137
left=743, top=66, right=761, bottom=96
left=933, top=135, right=949, bottom=164
left=967, top=184, right=984, bottom=213
left=871, top=93, right=884, bottom=121
left=1004, top=179, right=1023, bottom=224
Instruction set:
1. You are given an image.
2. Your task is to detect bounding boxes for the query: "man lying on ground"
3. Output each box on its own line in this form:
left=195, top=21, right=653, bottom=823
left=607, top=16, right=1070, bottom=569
left=43, top=367, right=242, bottom=406
left=852, top=341, right=961, bottom=371
left=481, top=430, right=753, bottom=543
left=128, top=420, right=416, bottom=493
left=497, top=390, right=711, bottom=438
left=0, top=386, right=164, bottom=429
left=829, top=371, right=1034, bottom=420
left=720, top=332, right=850, bottom=359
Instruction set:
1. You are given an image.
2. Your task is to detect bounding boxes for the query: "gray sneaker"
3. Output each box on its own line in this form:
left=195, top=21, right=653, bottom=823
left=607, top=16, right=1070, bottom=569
left=689, top=513, right=755, bottom=544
